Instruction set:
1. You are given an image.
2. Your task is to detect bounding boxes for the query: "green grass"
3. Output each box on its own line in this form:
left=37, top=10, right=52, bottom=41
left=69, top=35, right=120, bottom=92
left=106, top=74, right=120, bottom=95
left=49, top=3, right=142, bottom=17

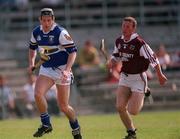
left=0, top=111, right=180, bottom=139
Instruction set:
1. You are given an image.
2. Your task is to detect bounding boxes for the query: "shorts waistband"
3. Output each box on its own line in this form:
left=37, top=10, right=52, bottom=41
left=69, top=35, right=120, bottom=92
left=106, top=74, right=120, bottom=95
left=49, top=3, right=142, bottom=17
left=121, top=72, right=142, bottom=77
left=44, top=48, right=59, bottom=54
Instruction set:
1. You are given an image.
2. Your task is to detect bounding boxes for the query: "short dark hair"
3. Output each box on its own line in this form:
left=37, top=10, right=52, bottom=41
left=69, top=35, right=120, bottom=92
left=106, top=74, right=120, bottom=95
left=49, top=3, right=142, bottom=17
left=40, top=8, right=54, bottom=17
left=123, top=16, right=137, bottom=28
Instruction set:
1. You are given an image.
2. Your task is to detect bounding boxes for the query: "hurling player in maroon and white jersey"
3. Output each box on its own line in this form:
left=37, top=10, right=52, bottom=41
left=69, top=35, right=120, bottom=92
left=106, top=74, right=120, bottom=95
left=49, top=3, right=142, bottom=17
left=108, top=17, right=167, bottom=139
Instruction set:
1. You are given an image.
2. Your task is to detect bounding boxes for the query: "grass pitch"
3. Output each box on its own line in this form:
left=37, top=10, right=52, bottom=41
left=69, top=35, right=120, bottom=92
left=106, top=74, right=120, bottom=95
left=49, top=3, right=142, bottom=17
left=0, top=111, right=180, bottom=139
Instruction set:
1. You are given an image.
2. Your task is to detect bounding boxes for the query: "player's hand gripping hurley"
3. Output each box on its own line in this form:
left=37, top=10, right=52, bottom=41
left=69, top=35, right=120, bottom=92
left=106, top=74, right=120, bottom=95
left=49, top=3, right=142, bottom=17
left=100, top=39, right=109, bottom=62
left=31, top=54, right=50, bottom=72
left=100, top=38, right=113, bottom=73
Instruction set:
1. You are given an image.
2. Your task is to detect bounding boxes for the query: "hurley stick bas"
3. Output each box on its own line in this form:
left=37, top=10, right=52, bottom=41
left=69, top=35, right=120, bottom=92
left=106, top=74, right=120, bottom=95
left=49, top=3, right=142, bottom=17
left=32, top=54, right=50, bottom=72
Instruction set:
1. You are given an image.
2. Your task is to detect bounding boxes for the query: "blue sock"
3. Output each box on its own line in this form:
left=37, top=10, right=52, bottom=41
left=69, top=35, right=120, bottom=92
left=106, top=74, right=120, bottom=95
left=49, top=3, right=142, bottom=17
left=69, top=119, right=80, bottom=130
left=40, top=113, right=51, bottom=127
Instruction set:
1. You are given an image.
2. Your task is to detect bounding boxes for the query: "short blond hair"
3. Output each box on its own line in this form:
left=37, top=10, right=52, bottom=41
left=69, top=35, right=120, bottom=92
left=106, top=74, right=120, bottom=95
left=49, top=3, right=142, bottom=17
left=123, top=16, right=137, bottom=28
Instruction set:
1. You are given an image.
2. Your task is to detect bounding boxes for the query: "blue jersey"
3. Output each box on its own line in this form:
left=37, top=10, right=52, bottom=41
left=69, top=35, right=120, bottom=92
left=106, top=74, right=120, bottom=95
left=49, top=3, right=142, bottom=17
left=29, top=23, right=77, bottom=68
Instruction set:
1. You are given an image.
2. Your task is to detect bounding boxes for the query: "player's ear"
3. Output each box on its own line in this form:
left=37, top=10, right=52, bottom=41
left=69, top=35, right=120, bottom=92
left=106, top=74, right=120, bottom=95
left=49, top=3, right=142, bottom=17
left=39, top=17, right=41, bottom=22
left=53, top=16, right=55, bottom=21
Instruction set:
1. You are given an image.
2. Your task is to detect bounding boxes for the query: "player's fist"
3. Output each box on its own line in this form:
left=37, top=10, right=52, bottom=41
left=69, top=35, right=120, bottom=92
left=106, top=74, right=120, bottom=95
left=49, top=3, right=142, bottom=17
left=61, top=70, right=71, bottom=83
left=106, top=59, right=112, bottom=69
left=158, top=74, right=167, bottom=85
left=27, top=66, right=34, bottom=74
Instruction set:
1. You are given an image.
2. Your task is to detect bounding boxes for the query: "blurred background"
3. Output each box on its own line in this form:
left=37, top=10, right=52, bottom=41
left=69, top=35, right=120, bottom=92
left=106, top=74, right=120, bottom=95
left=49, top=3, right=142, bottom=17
left=0, top=0, right=180, bottom=120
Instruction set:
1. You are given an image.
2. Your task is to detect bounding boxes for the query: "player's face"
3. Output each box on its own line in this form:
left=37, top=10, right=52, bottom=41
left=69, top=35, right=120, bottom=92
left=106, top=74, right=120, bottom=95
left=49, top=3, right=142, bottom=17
left=121, top=21, right=135, bottom=40
left=40, top=16, right=54, bottom=32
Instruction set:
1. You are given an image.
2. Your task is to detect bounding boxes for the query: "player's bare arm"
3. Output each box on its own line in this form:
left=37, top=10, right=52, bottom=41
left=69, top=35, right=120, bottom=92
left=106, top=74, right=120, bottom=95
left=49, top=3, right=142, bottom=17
left=62, top=51, right=76, bottom=81
left=65, top=51, right=76, bottom=72
left=28, top=49, right=36, bottom=73
left=106, top=58, right=117, bottom=70
left=154, top=64, right=168, bottom=85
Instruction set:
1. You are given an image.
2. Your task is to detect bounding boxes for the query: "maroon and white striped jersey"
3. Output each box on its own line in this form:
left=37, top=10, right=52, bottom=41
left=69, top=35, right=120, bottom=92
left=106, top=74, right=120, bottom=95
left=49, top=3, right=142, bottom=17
left=111, top=33, right=159, bottom=74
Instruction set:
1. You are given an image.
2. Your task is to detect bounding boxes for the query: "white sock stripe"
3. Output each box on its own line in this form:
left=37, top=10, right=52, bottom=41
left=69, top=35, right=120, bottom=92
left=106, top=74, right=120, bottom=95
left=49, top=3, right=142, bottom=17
left=41, top=113, right=49, bottom=116
left=41, top=116, right=49, bottom=119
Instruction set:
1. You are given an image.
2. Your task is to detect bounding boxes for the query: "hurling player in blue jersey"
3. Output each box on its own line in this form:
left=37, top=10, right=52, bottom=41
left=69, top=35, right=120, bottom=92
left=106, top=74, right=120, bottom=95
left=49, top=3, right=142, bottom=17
left=28, top=8, right=82, bottom=139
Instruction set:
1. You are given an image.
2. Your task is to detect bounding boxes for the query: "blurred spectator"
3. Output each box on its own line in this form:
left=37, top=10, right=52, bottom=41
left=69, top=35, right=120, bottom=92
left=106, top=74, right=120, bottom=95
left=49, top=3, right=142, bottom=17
left=155, top=0, right=163, bottom=5
left=0, top=74, right=15, bottom=119
left=156, top=43, right=171, bottom=70
left=21, top=74, right=37, bottom=117
left=0, top=0, right=16, bottom=7
left=169, top=50, right=180, bottom=70
left=15, top=0, right=29, bottom=11
left=41, top=0, right=64, bottom=7
left=77, top=40, right=101, bottom=70
left=45, top=85, right=59, bottom=116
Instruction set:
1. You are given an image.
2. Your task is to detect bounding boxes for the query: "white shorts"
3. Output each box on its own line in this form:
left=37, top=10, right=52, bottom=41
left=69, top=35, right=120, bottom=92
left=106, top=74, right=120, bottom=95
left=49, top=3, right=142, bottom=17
left=39, top=65, right=73, bottom=85
left=119, top=72, right=147, bottom=93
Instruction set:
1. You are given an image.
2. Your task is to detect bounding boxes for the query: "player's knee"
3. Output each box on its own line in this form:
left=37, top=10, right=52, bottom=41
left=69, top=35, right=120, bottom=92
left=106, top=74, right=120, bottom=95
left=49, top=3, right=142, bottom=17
left=34, top=90, right=43, bottom=99
left=34, top=92, right=40, bottom=99
left=128, top=108, right=139, bottom=115
left=60, top=105, right=69, bottom=113
left=116, top=104, right=126, bottom=113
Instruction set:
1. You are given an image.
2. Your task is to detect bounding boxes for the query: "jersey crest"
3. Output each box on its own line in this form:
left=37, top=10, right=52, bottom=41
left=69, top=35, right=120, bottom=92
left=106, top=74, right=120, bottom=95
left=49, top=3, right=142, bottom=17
left=49, top=35, right=54, bottom=44
left=129, top=45, right=135, bottom=50
left=64, top=34, right=72, bottom=41
left=122, top=44, right=128, bottom=49
left=37, top=35, right=41, bottom=41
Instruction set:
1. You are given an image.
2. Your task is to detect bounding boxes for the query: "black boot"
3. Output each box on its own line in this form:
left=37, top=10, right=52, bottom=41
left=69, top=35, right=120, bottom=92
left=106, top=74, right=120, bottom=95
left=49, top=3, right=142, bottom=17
left=123, top=129, right=137, bottom=139
left=33, top=124, right=53, bottom=137
left=72, top=128, right=82, bottom=139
